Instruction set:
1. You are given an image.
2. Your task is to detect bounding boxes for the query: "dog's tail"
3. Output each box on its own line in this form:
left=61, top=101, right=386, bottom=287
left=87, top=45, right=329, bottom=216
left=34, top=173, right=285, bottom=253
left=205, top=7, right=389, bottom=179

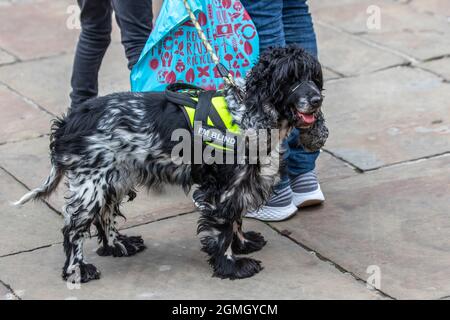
left=13, top=165, right=63, bottom=206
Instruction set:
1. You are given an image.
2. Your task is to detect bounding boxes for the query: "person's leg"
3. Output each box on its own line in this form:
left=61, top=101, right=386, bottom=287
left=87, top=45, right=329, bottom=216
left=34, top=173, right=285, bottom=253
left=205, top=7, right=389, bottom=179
left=240, top=0, right=285, bottom=52
left=111, top=0, right=153, bottom=71
left=283, top=0, right=324, bottom=207
left=240, top=1, right=298, bottom=221
left=282, top=0, right=317, bottom=57
left=286, top=128, right=324, bottom=206
left=241, top=0, right=289, bottom=194
left=241, top=0, right=285, bottom=186
left=286, top=129, right=318, bottom=174
left=241, top=0, right=291, bottom=192
left=70, top=0, right=113, bottom=109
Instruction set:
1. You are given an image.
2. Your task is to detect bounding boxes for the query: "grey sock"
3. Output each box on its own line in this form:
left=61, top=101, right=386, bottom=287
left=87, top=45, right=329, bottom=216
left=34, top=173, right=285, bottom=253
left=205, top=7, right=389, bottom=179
left=266, top=185, right=293, bottom=207
left=290, top=170, right=319, bottom=194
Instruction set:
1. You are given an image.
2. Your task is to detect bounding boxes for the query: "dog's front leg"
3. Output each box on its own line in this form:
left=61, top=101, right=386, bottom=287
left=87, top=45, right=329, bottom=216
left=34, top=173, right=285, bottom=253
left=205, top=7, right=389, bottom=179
left=231, top=218, right=267, bottom=255
left=95, top=204, right=146, bottom=257
left=198, top=211, right=263, bottom=280
left=192, top=188, right=216, bottom=213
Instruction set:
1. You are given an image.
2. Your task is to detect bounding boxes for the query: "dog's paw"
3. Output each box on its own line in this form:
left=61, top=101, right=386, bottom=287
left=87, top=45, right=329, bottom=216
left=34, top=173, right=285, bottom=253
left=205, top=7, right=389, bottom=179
left=212, top=256, right=263, bottom=280
left=97, top=234, right=146, bottom=257
left=232, top=231, right=267, bottom=255
left=62, top=263, right=101, bottom=283
left=96, top=245, right=114, bottom=256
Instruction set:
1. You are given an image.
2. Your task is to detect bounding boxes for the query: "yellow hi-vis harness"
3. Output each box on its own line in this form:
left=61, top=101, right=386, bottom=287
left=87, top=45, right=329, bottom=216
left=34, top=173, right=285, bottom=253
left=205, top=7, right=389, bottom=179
left=165, top=83, right=241, bottom=152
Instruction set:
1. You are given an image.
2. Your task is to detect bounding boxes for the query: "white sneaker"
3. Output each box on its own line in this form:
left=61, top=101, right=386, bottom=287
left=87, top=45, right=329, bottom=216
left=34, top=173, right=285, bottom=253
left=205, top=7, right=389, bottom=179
left=291, top=170, right=325, bottom=207
left=245, top=186, right=298, bottom=222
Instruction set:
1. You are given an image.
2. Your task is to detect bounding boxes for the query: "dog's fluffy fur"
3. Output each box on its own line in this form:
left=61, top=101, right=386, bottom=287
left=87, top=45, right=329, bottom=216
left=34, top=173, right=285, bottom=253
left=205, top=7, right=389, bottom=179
left=15, top=46, right=327, bottom=282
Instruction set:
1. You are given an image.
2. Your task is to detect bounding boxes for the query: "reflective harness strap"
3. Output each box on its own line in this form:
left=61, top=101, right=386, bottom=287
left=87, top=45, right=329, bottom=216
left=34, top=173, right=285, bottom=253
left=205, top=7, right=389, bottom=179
left=165, top=84, right=228, bottom=133
left=165, top=84, right=240, bottom=152
left=164, top=87, right=197, bottom=130
left=194, top=91, right=227, bottom=132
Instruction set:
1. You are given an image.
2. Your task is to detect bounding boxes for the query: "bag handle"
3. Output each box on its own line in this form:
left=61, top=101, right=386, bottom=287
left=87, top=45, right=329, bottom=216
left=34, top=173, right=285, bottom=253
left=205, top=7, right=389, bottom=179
left=182, top=0, right=245, bottom=103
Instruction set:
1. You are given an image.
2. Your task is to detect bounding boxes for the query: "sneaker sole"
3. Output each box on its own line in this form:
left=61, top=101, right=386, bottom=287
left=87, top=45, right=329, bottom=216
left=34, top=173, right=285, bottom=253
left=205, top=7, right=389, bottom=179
left=298, top=199, right=324, bottom=208
left=293, top=185, right=325, bottom=208
left=245, top=202, right=298, bottom=222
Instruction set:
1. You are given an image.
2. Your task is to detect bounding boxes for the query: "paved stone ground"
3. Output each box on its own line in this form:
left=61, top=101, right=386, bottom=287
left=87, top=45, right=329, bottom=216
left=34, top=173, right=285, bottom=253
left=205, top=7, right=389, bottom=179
left=0, top=0, right=449, bottom=300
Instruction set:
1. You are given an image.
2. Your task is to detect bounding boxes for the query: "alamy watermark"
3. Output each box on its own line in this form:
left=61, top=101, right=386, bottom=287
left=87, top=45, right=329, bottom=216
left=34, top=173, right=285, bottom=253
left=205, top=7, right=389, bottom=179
left=367, top=5, right=382, bottom=30
left=366, top=265, right=381, bottom=290
left=66, top=5, right=81, bottom=30
left=170, top=122, right=282, bottom=166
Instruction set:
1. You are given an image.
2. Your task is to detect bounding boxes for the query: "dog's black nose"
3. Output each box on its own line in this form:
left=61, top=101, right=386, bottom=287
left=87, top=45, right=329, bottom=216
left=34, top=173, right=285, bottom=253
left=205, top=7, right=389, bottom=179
left=310, top=96, right=323, bottom=108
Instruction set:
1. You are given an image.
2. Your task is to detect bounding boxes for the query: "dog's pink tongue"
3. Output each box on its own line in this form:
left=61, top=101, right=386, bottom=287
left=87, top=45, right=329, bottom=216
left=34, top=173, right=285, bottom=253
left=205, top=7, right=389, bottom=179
left=299, top=112, right=315, bottom=125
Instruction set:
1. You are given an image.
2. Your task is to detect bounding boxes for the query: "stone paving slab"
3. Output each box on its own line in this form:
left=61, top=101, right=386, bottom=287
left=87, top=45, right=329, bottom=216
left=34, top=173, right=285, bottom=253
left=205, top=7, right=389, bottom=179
left=270, top=155, right=450, bottom=299
left=0, top=282, right=18, bottom=300
left=316, top=151, right=357, bottom=182
left=410, top=0, right=450, bottom=18
left=0, top=0, right=40, bottom=4
left=312, top=0, right=450, bottom=61
left=420, top=58, right=450, bottom=81
left=0, top=168, right=61, bottom=257
left=316, top=24, right=406, bottom=76
left=311, top=0, right=391, bottom=32
left=0, top=43, right=129, bottom=115
left=323, top=67, right=341, bottom=80
left=323, top=67, right=450, bottom=170
left=0, top=0, right=80, bottom=60
left=0, top=48, right=16, bottom=66
left=0, top=85, right=52, bottom=144
left=310, top=0, right=365, bottom=12
left=0, top=283, right=14, bottom=300
left=364, top=30, right=450, bottom=62
left=0, top=213, right=383, bottom=299
left=313, top=0, right=449, bottom=35
left=0, top=136, right=194, bottom=227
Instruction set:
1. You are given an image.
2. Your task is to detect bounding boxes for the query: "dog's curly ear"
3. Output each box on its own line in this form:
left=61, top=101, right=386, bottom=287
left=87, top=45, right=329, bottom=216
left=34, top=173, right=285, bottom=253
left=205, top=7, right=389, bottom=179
left=297, top=111, right=329, bottom=152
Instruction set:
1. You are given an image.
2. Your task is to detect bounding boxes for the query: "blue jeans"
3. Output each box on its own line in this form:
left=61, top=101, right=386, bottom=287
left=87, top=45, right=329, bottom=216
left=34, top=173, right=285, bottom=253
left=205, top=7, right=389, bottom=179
left=241, top=0, right=320, bottom=190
